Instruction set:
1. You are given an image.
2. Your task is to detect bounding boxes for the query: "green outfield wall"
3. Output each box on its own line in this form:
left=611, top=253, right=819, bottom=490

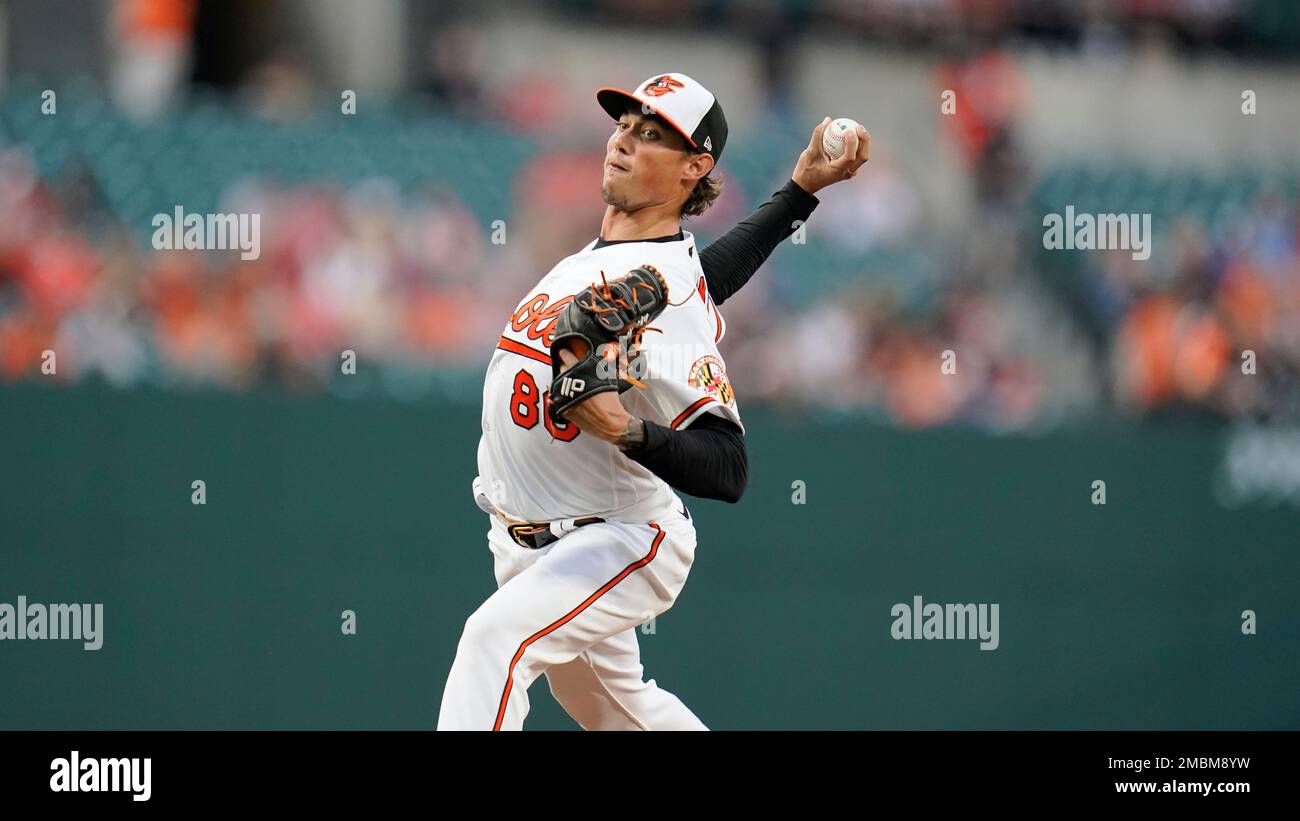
left=1, top=384, right=1295, bottom=729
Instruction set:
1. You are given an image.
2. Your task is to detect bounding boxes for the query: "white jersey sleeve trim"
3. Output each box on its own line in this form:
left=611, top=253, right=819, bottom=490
left=670, top=396, right=745, bottom=435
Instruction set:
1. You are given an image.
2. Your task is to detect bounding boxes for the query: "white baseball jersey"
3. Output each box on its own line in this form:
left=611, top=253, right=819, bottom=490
left=476, top=229, right=741, bottom=523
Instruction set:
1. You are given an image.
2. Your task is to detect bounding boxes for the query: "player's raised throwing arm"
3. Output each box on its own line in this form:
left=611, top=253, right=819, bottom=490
left=700, top=117, right=870, bottom=305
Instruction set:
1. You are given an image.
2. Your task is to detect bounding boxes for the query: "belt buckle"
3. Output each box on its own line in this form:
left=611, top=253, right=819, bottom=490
left=507, top=522, right=551, bottom=550
left=507, top=517, right=606, bottom=550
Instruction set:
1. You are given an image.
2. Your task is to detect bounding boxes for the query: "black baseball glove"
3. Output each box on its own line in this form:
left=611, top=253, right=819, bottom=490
left=548, top=264, right=670, bottom=425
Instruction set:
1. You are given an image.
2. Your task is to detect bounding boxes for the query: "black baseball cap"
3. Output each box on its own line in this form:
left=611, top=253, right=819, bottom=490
left=597, top=72, right=728, bottom=164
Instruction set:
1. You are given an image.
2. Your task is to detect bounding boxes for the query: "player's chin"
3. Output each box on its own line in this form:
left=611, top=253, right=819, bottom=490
left=600, top=179, right=631, bottom=208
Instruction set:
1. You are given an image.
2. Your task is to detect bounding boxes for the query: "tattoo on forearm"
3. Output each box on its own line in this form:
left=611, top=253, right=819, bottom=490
left=616, top=417, right=646, bottom=451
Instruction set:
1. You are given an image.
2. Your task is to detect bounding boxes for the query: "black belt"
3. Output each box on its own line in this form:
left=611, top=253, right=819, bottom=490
left=508, top=517, right=605, bottom=550
left=507, top=503, right=690, bottom=551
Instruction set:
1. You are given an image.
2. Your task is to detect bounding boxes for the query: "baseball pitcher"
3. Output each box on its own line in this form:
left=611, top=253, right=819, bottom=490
left=438, top=72, right=869, bottom=730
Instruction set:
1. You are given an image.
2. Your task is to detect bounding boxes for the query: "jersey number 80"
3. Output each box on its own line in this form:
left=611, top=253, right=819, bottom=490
left=509, top=368, right=579, bottom=442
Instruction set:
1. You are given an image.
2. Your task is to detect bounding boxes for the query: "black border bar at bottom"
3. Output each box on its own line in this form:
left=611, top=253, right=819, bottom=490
left=0, top=730, right=1288, bottom=807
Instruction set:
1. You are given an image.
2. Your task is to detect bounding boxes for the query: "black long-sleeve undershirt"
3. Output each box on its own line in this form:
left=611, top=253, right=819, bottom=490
left=615, top=180, right=819, bottom=503
left=699, top=178, right=820, bottom=305
left=622, top=411, right=748, bottom=503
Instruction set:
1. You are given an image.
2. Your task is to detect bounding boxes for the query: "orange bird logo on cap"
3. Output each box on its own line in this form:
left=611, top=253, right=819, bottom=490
left=643, top=75, right=685, bottom=97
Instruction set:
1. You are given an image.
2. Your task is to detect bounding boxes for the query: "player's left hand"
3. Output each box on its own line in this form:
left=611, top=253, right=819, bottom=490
left=791, top=116, right=870, bottom=195
left=553, top=347, right=634, bottom=442
left=547, top=264, right=668, bottom=428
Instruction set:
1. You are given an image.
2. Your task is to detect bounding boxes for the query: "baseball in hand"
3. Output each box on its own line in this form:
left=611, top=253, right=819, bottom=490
left=821, top=117, right=863, bottom=161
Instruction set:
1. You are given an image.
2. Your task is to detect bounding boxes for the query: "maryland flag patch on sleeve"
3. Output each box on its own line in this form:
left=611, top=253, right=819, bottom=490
left=688, top=355, right=735, bottom=407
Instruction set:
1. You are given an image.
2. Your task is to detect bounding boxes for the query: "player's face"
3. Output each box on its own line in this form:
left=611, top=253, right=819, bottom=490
left=602, top=109, right=701, bottom=212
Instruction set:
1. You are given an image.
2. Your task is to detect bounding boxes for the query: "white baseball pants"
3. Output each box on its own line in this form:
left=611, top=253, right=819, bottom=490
left=437, top=502, right=707, bottom=731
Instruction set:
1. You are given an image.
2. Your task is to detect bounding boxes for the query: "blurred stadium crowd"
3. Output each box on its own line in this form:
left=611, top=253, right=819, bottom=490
left=0, top=0, right=1297, bottom=430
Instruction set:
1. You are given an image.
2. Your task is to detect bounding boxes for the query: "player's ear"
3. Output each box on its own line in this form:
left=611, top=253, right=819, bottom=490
left=684, top=151, right=714, bottom=184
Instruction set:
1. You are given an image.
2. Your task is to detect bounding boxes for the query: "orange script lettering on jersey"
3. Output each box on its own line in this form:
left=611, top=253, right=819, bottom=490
left=510, top=292, right=574, bottom=348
